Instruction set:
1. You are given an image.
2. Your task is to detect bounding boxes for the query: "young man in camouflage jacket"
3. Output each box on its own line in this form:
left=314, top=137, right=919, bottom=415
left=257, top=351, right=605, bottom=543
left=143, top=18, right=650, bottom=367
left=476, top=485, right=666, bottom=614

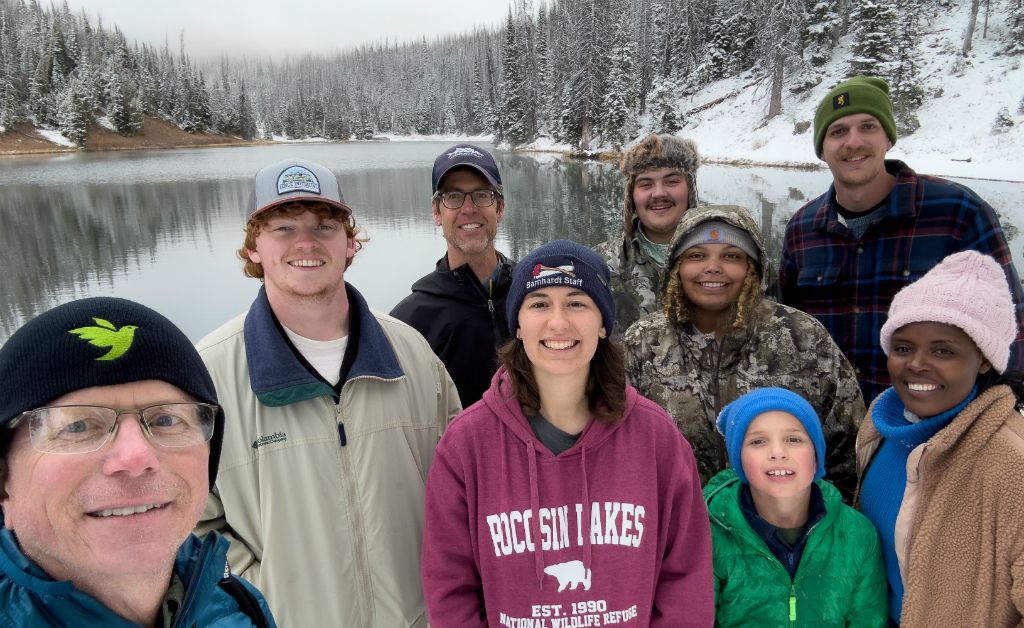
left=594, top=133, right=701, bottom=333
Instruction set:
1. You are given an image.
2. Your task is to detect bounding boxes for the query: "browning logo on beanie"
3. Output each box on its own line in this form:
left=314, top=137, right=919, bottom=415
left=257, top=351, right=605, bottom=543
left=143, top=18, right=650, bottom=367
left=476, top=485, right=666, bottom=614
left=0, top=297, right=225, bottom=488
left=813, top=75, right=897, bottom=157
left=506, top=240, right=615, bottom=336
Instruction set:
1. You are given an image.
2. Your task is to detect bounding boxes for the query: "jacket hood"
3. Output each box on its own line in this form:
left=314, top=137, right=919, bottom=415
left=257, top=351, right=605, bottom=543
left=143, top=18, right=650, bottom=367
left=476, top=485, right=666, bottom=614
left=481, top=367, right=631, bottom=457
left=662, top=204, right=768, bottom=295
left=479, top=367, right=636, bottom=589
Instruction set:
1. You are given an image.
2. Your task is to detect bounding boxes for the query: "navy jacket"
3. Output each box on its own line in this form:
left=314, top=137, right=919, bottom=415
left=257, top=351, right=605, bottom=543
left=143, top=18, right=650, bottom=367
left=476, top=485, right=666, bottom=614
left=391, top=254, right=514, bottom=406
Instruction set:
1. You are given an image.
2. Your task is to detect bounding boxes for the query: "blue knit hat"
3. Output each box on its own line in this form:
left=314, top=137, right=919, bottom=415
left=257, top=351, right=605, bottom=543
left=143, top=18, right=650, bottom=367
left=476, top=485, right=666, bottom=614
left=0, top=297, right=224, bottom=489
left=716, top=387, right=826, bottom=483
left=506, top=240, right=615, bottom=335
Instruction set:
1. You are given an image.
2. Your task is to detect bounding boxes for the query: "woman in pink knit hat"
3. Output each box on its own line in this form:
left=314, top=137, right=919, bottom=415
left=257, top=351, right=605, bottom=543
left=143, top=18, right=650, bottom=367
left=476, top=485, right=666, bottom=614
left=855, top=250, right=1024, bottom=627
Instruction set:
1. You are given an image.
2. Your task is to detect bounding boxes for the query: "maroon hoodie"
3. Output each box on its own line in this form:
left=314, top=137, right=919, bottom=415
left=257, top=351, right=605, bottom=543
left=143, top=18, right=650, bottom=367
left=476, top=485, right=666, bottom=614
left=422, top=368, right=713, bottom=627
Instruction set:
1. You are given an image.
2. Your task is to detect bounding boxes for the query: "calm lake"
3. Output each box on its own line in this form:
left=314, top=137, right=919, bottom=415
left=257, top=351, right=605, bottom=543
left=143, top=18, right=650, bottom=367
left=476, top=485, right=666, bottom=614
left=2, top=141, right=1023, bottom=343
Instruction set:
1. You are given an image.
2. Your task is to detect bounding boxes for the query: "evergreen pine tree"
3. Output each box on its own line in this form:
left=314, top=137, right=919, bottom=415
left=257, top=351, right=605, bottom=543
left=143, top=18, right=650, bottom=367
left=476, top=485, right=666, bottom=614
left=889, top=0, right=924, bottom=134
left=701, top=6, right=731, bottom=83
left=803, top=0, right=841, bottom=66
left=238, top=80, right=256, bottom=140
left=1008, top=0, right=1024, bottom=54
left=600, top=4, right=639, bottom=149
left=55, top=77, right=88, bottom=145
left=851, top=0, right=897, bottom=76
left=497, top=10, right=531, bottom=146
left=647, top=75, right=682, bottom=133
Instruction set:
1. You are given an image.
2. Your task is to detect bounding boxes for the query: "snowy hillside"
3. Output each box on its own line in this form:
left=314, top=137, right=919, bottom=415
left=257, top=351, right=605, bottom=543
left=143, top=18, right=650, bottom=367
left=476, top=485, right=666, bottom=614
left=532, top=1, right=1024, bottom=182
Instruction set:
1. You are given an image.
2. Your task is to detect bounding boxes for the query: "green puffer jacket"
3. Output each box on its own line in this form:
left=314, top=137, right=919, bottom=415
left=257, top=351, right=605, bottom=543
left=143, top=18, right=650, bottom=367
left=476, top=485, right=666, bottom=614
left=704, top=469, right=887, bottom=627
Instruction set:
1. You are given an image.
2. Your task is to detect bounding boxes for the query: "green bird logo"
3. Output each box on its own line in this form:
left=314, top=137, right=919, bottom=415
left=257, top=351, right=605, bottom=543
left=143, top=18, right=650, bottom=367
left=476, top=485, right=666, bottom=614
left=68, top=318, right=139, bottom=361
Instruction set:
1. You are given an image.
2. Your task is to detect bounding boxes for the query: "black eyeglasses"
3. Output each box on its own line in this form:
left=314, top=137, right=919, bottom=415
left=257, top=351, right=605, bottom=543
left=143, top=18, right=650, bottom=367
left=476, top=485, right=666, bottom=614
left=434, top=189, right=500, bottom=210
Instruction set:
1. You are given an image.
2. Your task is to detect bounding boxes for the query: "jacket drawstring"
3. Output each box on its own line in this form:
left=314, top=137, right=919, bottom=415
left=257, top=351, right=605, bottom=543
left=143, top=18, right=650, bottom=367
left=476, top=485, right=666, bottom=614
left=527, top=439, right=545, bottom=590
left=581, top=445, right=593, bottom=575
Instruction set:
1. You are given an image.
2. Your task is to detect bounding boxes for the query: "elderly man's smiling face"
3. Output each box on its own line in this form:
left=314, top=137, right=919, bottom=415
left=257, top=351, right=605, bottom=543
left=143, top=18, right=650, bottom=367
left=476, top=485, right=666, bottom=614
left=1, top=379, right=209, bottom=585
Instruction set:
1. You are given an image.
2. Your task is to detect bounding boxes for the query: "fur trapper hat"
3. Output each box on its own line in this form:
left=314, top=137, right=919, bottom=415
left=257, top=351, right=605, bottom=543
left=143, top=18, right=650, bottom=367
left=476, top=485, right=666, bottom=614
left=619, top=134, right=701, bottom=241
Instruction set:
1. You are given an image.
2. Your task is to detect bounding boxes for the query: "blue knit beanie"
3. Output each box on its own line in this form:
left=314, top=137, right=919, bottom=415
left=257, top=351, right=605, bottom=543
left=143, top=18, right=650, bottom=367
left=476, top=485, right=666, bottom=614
left=716, top=387, right=826, bottom=484
left=506, top=240, right=615, bottom=335
left=0, top=297, right=224, bottom=489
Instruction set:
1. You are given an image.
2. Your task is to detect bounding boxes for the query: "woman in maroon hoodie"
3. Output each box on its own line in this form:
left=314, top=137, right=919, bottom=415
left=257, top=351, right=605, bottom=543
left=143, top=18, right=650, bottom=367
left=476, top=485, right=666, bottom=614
left=421, top=240, right=713, bottom=627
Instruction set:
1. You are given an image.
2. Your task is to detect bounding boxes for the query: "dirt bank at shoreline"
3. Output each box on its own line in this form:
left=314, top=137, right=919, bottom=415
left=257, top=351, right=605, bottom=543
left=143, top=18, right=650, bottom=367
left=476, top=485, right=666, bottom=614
left=0, top=116, right=255, bottom=156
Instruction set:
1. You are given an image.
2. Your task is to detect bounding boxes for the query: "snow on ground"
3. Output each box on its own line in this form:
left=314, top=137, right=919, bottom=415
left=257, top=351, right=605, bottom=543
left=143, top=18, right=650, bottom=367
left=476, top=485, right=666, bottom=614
left=377, top=132, right=493, bottom=142
left=35, top=128, right=76, bottom=148
left=677, top=2, right=1024, bottom=182
left=269, top=134, right=334, bottom=143
left=97, top=115, right=115, bottom=131
left=525, top=2, right=1024, bottom=182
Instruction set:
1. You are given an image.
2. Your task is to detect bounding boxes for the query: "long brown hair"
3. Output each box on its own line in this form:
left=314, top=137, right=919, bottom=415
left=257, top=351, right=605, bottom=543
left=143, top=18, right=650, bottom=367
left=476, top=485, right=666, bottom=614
left=497, top=337, right=627, bottom=424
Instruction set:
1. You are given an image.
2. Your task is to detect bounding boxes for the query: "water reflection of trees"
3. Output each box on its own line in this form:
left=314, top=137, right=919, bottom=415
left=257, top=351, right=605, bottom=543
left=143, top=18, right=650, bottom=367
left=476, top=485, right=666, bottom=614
left=500, top=155, right=624, bottom=259
left=0, top=180, right=247, bottom=339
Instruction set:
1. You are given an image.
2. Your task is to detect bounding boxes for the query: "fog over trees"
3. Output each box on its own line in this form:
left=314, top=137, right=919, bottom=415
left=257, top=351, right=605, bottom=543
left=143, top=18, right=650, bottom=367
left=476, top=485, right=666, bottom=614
left=1, top=0, right=1021, bottom=148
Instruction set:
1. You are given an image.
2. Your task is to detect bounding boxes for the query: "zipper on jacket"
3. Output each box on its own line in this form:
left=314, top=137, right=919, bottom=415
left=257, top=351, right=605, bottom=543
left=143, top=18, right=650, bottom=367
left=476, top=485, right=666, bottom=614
left=487, top=298, right=499, bottom=344
left=789, top=584, right=797, bottom=622
left=712, top=335, right=729, bottom=469
left=173, top=535, right=217, bottom=627
left=338, top=422, right=347, bottom=447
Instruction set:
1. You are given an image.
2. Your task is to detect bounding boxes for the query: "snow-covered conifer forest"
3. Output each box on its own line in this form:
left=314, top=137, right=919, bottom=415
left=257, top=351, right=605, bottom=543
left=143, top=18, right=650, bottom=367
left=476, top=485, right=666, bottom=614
left=1, top=0, right=1022, bottom=153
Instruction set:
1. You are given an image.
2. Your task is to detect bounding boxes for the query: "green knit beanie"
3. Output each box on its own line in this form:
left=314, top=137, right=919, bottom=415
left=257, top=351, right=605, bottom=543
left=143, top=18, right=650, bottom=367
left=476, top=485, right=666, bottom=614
left=813, top=76, right=897, bottom=157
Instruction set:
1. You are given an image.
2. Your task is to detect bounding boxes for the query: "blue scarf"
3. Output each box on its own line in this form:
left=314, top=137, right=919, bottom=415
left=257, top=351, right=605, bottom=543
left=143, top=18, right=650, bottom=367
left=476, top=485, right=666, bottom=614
left=859, top=385, right=977, bottom=622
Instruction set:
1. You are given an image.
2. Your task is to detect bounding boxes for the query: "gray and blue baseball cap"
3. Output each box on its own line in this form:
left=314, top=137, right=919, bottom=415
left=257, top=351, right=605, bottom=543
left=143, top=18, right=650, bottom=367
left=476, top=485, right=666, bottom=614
left=246, top=157, right=353, bottom=220
left=431, top=144, right=503, bottom=194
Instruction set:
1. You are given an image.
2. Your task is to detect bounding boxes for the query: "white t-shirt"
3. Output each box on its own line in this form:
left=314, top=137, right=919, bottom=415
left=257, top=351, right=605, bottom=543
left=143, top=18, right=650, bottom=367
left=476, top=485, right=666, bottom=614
left=282, top=325, right=348, bottom=386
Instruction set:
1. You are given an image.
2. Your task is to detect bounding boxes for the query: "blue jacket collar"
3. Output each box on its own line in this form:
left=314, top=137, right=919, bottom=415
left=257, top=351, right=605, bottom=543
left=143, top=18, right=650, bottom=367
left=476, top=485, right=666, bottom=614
left=0, top=528, right=231, bottom=627
left=243, top=283, right=404, bottom=407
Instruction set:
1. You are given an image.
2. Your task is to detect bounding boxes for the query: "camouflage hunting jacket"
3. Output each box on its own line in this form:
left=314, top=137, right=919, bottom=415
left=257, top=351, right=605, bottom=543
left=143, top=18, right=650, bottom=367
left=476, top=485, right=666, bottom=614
left=624, top=298, right=866, bottom=500
left=594, top=220, right=666, bottom=334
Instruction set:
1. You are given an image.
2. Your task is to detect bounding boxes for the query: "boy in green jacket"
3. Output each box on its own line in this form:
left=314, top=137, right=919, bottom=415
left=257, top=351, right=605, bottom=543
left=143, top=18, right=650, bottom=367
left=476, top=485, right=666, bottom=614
left=705, top=387, right=887, bottom=627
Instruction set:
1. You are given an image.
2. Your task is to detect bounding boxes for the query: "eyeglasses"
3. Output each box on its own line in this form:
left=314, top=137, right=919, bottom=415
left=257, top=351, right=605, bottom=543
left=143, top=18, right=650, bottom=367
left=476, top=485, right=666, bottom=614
left=8, top=403, right=218, bottom=455
left=434, top=189, right=500, bottom=210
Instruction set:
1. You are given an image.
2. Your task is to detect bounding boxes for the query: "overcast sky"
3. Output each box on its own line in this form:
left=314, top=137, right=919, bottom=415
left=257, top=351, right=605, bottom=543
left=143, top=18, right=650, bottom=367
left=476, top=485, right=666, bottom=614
left=60, top=0, right=513, bottom=60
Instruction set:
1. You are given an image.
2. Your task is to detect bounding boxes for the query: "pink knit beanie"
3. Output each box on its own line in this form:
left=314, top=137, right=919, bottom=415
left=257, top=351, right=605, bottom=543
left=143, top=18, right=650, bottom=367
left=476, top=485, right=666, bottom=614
left=880, top=251, right=1016, bottom=373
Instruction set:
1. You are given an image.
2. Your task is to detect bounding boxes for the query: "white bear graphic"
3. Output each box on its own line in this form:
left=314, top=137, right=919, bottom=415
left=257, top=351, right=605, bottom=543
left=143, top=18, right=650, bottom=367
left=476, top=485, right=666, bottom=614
left=543, top=560, right=592, bottom=592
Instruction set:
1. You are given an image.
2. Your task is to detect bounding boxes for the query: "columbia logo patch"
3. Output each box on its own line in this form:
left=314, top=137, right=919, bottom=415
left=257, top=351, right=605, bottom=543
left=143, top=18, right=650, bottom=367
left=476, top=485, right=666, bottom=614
left=277, top=166, right=321, bottom=195
left=447, top=146, right=484, bottom=160
left=252, top=431, right=287, bottom=449
left=832, top=91, right=850, bottom=110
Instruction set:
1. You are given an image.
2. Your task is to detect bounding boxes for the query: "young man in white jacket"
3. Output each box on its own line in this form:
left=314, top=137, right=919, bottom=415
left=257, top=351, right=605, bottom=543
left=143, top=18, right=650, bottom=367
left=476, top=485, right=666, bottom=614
left=195, top=157, right=461, bottom=627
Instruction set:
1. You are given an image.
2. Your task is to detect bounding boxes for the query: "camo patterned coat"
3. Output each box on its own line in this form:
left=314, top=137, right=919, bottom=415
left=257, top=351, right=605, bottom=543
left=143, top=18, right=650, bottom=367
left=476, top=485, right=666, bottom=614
left=594, top=221, right=665, bottom=334
left=624, top=299, right=865, bottom=500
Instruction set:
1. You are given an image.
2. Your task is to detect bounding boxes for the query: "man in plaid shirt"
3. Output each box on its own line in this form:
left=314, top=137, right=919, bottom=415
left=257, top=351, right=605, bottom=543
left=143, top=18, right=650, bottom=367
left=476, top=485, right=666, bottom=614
left=779, top=76, right=1024, bottom=404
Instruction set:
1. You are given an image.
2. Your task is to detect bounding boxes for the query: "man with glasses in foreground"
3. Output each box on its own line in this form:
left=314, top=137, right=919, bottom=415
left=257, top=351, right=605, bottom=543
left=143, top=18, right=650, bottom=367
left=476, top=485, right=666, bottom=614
left=392, top=144, right=515, bottom=407
left=197, top=157, right=460, bottom=626
left=0, top=297, right=275, bottom=627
